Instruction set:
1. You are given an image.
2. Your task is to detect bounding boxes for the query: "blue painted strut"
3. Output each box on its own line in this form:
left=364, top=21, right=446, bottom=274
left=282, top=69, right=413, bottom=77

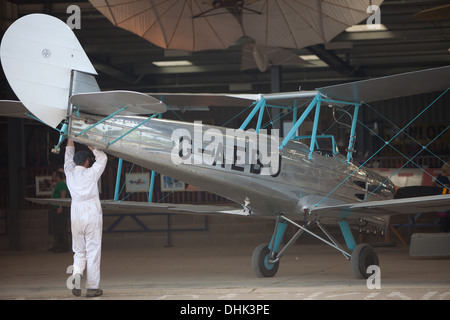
left=346, top=104, right=360, bottom=163
left=265, top=219, right=288, bottom=270
left=269, top=220, right=288, bottom=253
left=52, top=121, right=69, bottom=153
left=239, top=98, right=265, bottom=131
left=114, top=158, right=123, bottom=201
left=280, top=94, right=320, bottom=150
left=338, top=220, right=356, bottom=251
left=75, top=106, right=128, bottom=137
left=107, top=113, right=160, bottom=147
left=308, top=96, right=322, bottom=159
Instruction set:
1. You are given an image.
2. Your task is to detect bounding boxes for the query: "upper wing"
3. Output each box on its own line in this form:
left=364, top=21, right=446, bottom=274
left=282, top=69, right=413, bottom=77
left=317, top=65, right=450, bottom=103
left=147, top=91, right=318, bottom=109
left=147, top=92, right=259, bottom=108
left=26, top=198, right=250, bottom=216
left=310, top=194, right=450, bottom=222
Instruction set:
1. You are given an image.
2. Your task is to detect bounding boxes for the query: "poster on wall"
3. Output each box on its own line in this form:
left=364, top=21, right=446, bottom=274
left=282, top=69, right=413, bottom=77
left=161, top=175, right=185, bottom=192
left=125, top=172, right=150, bottom=193
left=35, top=176, right=53, bottom=196
left=382, top=123, right=450, bottom=157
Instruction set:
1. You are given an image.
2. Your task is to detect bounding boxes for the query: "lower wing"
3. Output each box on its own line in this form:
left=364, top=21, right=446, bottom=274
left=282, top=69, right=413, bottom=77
left=29, top=192, right=449, bottom=222
left=27, top=198, right=250, bottom=216
left=310, top=194, right=450, bottom=222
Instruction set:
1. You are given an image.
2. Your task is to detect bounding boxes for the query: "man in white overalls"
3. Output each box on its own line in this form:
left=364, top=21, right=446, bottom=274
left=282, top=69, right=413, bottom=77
left=64, top=139, right=107, bottom=297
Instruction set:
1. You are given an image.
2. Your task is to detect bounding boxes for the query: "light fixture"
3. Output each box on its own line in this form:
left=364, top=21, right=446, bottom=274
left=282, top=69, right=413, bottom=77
left=299, top=54, right=320, bottom=61
left=345, top=24, right=387, bottom=32
left=152, top=60, right=193, bottom=67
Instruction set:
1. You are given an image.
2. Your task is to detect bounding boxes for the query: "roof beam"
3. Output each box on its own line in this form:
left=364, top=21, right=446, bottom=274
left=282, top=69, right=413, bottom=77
left=306, top=44, right=359, bottom=76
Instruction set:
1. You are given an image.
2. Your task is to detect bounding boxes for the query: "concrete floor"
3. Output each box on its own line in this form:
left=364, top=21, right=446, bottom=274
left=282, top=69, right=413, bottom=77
left=1, top=243, right=449, bottom=300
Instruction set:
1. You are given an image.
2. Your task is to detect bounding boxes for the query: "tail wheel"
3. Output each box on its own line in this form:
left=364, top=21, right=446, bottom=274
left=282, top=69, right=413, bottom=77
left=252, top=243, right=279, bottom=277
left=350, top=243, right=379, bottom=279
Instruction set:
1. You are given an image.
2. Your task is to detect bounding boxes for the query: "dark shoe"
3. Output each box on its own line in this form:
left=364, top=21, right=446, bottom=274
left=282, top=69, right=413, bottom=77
left=86, top=288, right=103, bottom=298
left=71, top=274, right=82, bottom=297
left=72, top=287, right=81, bottom=297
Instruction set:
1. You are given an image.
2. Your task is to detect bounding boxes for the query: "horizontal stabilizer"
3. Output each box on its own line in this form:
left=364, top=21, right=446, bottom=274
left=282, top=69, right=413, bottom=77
left=27, top=198, right=249, bottom=216
left=0, top=100, right=33, bottom=119
left=317, top=66, right=450, bottom=103
left=70, top=91, right=167, bottom=116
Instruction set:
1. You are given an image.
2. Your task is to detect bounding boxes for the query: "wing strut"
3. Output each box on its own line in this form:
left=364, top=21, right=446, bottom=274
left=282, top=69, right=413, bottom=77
left=280, top=94, right=319, bottom=150
left=107, top=113, right=160, bottom=147
left=279, top=93, right=361, bottom=162
left=113, top=113, right=163, bottom=203
left=74, top=106, right=128, bottom=137
left=346, top=104, right=360, bottom=163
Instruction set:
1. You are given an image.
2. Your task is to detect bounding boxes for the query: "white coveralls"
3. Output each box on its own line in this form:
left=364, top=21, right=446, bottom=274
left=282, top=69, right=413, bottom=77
left=64, top=145, right=107, bottom=289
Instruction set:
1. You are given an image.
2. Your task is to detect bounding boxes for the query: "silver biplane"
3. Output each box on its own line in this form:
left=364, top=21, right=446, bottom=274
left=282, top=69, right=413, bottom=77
left=1, top=14, right=450, bottom=279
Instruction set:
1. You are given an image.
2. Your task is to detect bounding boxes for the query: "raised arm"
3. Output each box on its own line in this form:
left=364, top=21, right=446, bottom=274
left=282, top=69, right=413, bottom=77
left=64, top=139, right=76, bottom=173
left=88, top=147, right=108, bottom=182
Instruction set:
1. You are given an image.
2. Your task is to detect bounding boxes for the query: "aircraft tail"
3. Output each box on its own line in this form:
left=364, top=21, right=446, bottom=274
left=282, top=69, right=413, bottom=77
left=0, top=14, right=97, bottom=128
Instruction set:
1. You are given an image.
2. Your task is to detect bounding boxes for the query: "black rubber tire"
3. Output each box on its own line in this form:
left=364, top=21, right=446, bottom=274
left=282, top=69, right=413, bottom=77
left=350, top=243, right=379, bottom=279
left=251, top=243, right=279, bottom=278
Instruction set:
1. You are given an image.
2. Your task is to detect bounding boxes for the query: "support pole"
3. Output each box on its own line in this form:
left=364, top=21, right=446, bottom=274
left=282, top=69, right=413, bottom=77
left=256, top=100, right=265, bottom=133
left=114, top=158, right=123, bottom=201
left=51, top=121, right=68, bottom=154
left=240, top=98, right=265, bottom=131
left=269, top=218, right=288, bottom=254
left=75, top=106, right=127, bottom=137
left=148, top=113, right=162, bottom=203
left=338, top=220, right=356, bottom=251
left=308, top=96, right=322, bottom=159
left=280, top=94, right=319, bottom=150
left=107, top=113, right=159, bottom=147
left=347, top=104, right=360, bottom=163
left=292, top=100, right=298, bottom=131
left=282, top=215, right=351, bottom=258
left=148, top=170, right=156, bottom=203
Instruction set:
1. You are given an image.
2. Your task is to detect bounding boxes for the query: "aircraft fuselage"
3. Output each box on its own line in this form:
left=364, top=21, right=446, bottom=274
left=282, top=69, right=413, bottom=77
left=69, top=114, right=395, bottom=219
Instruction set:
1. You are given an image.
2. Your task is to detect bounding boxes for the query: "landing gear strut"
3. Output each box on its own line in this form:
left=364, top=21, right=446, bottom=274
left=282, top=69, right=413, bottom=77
left=252, top=214, right=379, bottom=279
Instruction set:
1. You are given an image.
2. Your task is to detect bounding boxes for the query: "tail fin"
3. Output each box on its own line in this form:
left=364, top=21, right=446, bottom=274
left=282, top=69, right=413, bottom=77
left=0, top=14, right=97, bottom=128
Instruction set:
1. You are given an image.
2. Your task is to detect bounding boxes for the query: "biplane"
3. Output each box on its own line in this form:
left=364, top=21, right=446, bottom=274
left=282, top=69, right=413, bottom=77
left=1, top=14, right=449, bottom=279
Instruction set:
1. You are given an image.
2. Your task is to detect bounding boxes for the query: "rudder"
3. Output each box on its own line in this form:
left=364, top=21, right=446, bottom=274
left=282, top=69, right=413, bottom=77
left=0, top=14, right=97, bottom=128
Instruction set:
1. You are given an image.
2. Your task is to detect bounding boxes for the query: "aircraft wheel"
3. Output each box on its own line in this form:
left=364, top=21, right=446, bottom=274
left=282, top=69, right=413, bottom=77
left=251, top=243, right=279, bottom=277
left=350, top=243, right=379, bottom=279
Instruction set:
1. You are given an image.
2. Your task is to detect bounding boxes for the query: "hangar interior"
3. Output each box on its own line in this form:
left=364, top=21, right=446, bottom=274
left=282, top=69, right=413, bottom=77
left=0, top=0, right=449, bottom=253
